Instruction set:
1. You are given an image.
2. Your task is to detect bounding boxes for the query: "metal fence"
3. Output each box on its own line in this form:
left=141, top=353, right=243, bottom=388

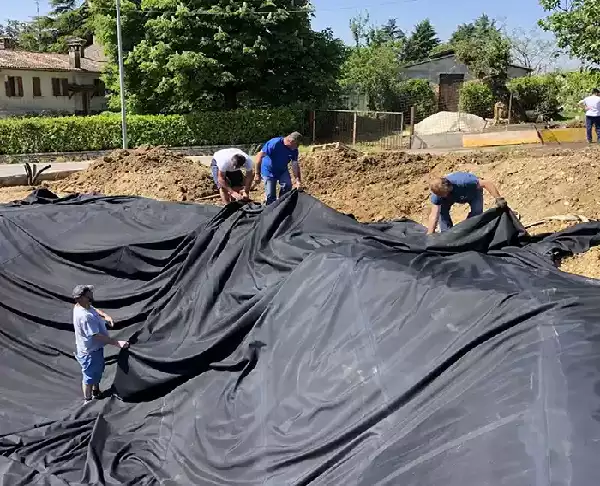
left=310, top=110, right=406, bottom=150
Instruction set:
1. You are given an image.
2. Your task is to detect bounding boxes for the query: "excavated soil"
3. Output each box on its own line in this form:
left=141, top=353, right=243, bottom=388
left=1, top=144, right=600, bottom=279
left=55, top=146, right=215, bottom=202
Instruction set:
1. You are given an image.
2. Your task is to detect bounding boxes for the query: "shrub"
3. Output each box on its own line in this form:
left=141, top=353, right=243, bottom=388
left=557, top=71, right=600, bottom=116
left=459, top=81, right=494, bottom=118
left=396, top=79, right=437, bottom=122
left=507, top=74, right=561, bottom=119
left=0, top=108, right=305, bottom=155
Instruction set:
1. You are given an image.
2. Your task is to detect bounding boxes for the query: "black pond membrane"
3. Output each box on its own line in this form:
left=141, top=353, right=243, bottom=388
left=1, top=189, right=600, bottom=485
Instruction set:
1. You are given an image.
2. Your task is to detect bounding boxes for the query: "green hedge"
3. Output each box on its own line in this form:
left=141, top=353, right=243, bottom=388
left=507, top=74, right=561, bottom=119
left=397, top=79, right=437, bottom=122
left=558, top=71, right=600, bottom=115
left=459, top=80, right=494, bottom=118
left=0, top=108, right=305, bottom=155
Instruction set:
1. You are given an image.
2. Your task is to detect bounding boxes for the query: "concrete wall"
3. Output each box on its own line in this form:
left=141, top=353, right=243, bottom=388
left=0, top=69, right=107, bottom=115
left=402, top=56, right=530, bottom=84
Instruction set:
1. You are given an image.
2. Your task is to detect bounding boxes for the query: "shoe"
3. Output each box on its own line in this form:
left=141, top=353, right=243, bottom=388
left=84, top=398, right=92, bottom=405
left=92, top=389, right=101, bottom=399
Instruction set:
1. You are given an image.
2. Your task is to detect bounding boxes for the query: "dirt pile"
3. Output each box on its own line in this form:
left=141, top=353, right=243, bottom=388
left=55, top=146, right=215, bottom=202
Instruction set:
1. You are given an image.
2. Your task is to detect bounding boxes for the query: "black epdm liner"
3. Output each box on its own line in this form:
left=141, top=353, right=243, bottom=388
left=1, top=188, right=600, bottom=485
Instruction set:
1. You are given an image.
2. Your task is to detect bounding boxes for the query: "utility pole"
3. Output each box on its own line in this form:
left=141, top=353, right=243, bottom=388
left=35, top=0, right=41, bottom=49
left=115, top=0, right=128, bottom=149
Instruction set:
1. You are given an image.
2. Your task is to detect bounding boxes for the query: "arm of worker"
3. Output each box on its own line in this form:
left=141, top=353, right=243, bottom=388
left=92, top=333, right=129, bottom=349
left=95, top=308, right=114, bottom=328
left=478, top=179, right=502, bottom=198
left=242, top=169, right=254, bottom=198
left=291, top=160, right=303, bottom=191
left=426, top=205, right=440, bottom=235
left=217, top=170, right=243, bottom=200
left=254, top=152, right=265, bottom=185
left=478, top=179, right=507, bottom=208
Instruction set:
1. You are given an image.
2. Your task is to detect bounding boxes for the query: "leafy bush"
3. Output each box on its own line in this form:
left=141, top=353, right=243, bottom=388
left=396, top=79, right=437, bottom=122
left=507, top=74, right=561, bottom=119
left=459, top=81, right=494, bottom=118
left=557, top=71, right=600, bottom=115
left=0, top=109, right=305, bottom=155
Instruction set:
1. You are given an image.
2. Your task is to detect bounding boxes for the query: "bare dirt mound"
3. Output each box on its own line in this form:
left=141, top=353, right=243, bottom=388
left=55, top=146, right=216, bottom=202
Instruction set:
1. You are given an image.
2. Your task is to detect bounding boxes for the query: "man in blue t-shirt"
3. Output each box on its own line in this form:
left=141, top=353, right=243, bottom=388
left=254, top=132, right=303, bottom=205
left=426, top=172, right=507, bottom=234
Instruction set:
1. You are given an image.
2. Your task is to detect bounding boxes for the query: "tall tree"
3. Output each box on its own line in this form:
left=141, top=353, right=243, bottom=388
left=339, top=41, right=404, bottom=111
left=402, top=19, right=440, bottom=63
left=3, top=0, right=91, bottom=52
left=539, top=0, right=600, bottom=65
left=508, top=27, right=561, bottom=72
left=368, top=18, right=405, bottom=46
left=450, top=15, right=497, bottom=45
left=349, top=12, right=370, bottom=47
left=92, top=0, right=345, bottom=113
left=453, top=17, right=511, bottom=96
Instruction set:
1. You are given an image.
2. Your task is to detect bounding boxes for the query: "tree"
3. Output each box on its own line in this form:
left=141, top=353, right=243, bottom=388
left=402, top=19, right=440, bottom=63
left=349, top=12, right=370, bottom=47
left=539, top=0, right=600, bottom=65
left=339, top=42, right=404, bottom=111
left=452, top=15, right=512, bottom=97
left=1, top=0, right=91, bottom=52
left=508, top=27, right=561, bottom=72
left=92, top=0, right=346, bottom=113
left=450, top=15, right=497, bottom=45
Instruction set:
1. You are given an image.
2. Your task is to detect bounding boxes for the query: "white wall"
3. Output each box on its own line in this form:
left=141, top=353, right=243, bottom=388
left=0, top=69, right=107, bottom=115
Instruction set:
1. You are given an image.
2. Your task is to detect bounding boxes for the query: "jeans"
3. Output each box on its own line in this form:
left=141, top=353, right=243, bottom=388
left=264, top=171, right=292, bottom=205
left=438, top=189, right=484, bottom=232
left=586, top=116, right=600, bottom=143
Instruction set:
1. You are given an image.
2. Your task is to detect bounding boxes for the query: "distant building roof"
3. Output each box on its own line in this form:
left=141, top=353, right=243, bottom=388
left=404, top=50, right=532, bottom=72
left=0, top=43, right=107, bottom=73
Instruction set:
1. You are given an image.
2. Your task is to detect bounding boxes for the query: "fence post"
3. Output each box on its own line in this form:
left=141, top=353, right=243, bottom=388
left=409, top=106, right=416, bottom=149
left=507, top=92, right=513, bottom=127
left=311, top=110, right=316, bottom=144
left=399, top=112, right=404, bottom=149
left=352, top=111, right=358, bottom=146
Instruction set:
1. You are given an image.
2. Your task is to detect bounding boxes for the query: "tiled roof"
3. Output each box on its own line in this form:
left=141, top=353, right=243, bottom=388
left=0, top=49, right=106, bottom=73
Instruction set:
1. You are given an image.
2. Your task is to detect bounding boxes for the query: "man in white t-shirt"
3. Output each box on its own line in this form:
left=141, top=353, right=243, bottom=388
left=211, top=148, right=255, bottom=204
left=579, top=88, right=600, bottom=143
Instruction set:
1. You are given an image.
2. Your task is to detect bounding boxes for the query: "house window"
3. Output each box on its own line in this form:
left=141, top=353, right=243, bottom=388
left=93, top=78, right=106, bottom=96
left=51, top=77, right=70, bottom=96
left=33, top=77, right=42, bottom=97
left=4, top=76, right=24, bottom=97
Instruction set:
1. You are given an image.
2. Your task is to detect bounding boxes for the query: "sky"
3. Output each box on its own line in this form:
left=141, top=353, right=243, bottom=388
left=4, top=0, right=553, bottom=43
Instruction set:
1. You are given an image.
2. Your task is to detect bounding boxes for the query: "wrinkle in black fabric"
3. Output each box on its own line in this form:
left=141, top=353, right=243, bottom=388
left=1, top=190, right=600, bottom=485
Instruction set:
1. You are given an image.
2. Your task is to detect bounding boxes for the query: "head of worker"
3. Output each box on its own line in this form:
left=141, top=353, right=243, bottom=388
left=73, top=284, right=94, bottom=307
left=429, top=176, right=453, bottom=199
left=230, top=153, right=247, bottom=170
left=593, top=88, right=600, bottom=95
left=283, top=131, right=302, bottom=150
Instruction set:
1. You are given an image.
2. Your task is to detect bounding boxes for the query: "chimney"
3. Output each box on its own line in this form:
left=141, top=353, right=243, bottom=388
left=67, top=37, right=85, bottom=69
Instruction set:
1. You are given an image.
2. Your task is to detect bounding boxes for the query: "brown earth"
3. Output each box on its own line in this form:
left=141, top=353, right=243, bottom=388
left=54, top=146, right=216, bottom=202
left=1, top=144, right=600, bottom=279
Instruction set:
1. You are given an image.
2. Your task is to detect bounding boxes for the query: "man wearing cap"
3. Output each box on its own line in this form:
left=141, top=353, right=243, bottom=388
left=72, top=285, right=129, bottom=403
left=211, top=148, right=255, bottom=204
left=426, top=172, right=507, bottom=234
left=254, top=132, right=303, bottom=205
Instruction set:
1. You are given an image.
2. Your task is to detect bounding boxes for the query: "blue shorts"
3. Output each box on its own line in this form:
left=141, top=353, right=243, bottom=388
left=76, top=348, right=105, bottom=385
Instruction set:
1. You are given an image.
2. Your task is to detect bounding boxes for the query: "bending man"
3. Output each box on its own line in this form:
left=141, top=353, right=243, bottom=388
left=211, top=148, right=254, bottom=204
left=426, top=172, right=507, bottom=234
left=254, top=132, right=303, bottom=205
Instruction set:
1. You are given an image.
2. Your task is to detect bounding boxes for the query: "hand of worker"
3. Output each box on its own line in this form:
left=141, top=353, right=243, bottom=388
left=117, top=340, right=129, bottom=349
left=105, top=315, right=114, bottom=328
left=294, top=180, right=304, bottom=192
left=230, top=191, right=244, bottom=201
left=495, top=197, right=508, bottom=209
left=239, top=189, right=251, bottom=201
